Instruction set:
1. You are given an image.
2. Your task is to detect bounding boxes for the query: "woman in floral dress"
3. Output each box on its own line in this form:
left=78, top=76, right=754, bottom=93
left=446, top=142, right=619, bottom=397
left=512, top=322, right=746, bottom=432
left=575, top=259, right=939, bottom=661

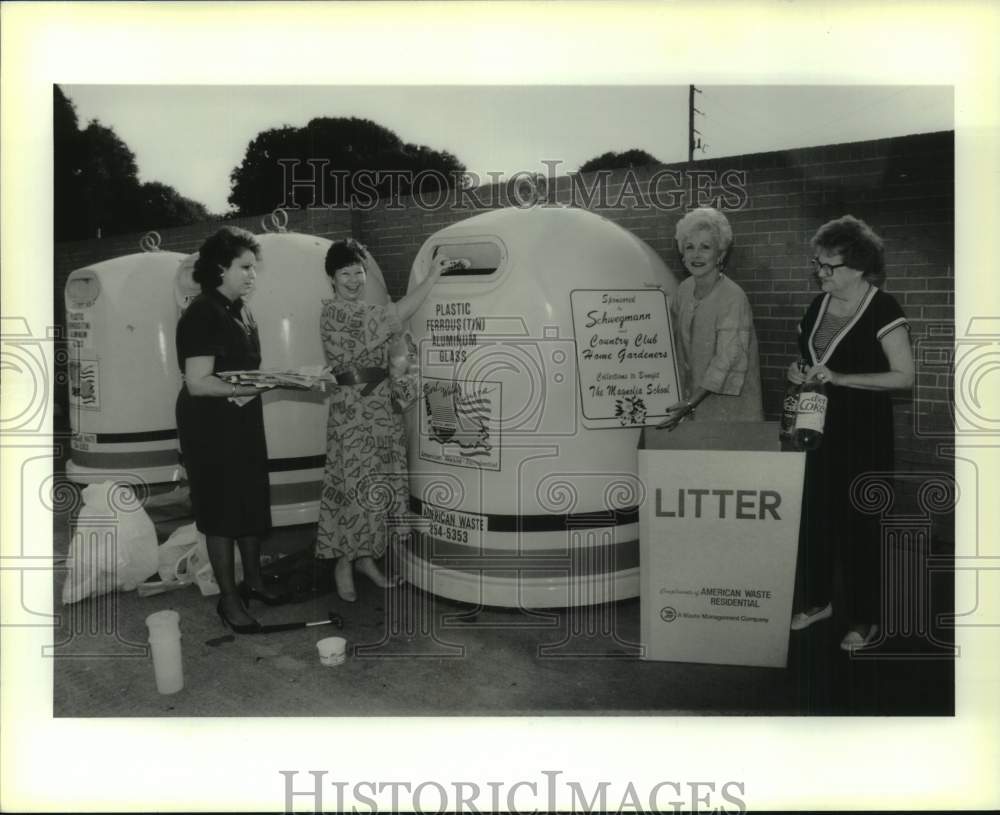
left=316, top=239, right=450, bottom=601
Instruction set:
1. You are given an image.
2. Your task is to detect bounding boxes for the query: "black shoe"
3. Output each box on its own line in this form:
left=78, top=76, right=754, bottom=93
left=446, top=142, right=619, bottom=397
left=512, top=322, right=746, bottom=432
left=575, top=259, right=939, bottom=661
left=216, top=597, right=263, bottom=634
left=238, top=582, right=293, bottom=607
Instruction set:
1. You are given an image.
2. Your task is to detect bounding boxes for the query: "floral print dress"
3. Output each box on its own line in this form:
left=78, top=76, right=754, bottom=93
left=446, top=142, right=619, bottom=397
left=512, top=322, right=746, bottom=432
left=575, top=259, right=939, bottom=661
left=315, top=298, right=410, bottom=560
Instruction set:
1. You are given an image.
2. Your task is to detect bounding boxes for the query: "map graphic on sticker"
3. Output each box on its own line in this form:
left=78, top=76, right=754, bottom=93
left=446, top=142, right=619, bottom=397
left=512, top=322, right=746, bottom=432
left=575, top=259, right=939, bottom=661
left=68, top=359, right=100, bottom=410
left=421, top=378, right=501, bottom=470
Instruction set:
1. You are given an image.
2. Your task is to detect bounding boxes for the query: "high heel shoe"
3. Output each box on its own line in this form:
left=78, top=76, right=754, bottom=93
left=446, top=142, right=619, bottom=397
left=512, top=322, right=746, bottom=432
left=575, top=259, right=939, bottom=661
left=334, top=557, right=357, bottom=603
left=238, top=582, right=292, bottom=607
left=216, top=597, right=263, bottom=634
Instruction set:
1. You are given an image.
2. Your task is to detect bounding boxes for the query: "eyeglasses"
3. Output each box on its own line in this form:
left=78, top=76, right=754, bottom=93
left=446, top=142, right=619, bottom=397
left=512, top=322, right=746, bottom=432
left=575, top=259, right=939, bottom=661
left=810, top=257, right=849, bottom=275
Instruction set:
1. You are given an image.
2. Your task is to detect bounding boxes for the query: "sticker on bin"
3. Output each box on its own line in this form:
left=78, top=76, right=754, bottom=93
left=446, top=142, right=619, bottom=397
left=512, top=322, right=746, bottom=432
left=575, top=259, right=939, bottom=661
left=69, top=359, right=100, bottom=410
left=66, top=307, right=95, bottom=350
left=421, top=503, right=486, bottom=548
left=71, top=432, right=97, bottom=451
left=419, top=377, right=501, bottom=471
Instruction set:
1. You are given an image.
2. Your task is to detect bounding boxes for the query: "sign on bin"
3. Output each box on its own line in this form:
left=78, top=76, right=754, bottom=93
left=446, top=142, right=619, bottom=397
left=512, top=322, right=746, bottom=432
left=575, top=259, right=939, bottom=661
left=638, top=422, right=805, bottom=668
left=570, top=288, right=681, bottom=428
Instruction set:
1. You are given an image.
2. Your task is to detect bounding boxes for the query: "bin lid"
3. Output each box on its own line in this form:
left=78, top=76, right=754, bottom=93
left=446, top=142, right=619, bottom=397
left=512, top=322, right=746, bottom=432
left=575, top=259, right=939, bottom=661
left=640, top=421, right=782, bottom=452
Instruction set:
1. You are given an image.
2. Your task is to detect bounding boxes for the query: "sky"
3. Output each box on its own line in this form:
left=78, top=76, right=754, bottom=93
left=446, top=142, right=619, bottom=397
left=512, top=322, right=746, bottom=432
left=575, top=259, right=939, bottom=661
left=61, top=84, right=953, bottom=214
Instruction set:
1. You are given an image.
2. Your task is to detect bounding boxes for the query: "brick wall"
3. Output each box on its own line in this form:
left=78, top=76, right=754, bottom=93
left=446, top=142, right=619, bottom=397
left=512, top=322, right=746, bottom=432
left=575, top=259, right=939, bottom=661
left=353, top=131, right=955, bottom=539
left=53, top=207, right=356, bottom=300
left=53, top=130, right=954, bottom=538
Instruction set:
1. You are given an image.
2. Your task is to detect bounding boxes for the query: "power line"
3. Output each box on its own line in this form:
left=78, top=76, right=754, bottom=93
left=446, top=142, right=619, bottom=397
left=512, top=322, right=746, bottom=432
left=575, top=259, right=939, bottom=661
left=699, top=86, right=923, bottom=158
left=699, top=90, right=792, bottom=147
left=692, top=99, right=772, bottom=158
left=781, top=87, right=916, bottom=146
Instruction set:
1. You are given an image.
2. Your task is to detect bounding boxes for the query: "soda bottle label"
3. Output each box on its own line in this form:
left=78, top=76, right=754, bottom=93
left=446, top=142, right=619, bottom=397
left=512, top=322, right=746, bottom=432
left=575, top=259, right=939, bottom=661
left=780, top=392, right=800, bottom=438
left=795, top=392, right=828, bottom=433
left=782, top=392, right=800, bottom=418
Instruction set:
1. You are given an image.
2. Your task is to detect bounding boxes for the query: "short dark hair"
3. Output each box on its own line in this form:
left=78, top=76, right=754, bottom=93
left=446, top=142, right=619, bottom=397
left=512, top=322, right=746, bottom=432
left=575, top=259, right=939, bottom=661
left=810, top=215, right=885, bottom=285
left=192, top=227, right=261, bottom=292
left=325, top=238, right=368, bottom=278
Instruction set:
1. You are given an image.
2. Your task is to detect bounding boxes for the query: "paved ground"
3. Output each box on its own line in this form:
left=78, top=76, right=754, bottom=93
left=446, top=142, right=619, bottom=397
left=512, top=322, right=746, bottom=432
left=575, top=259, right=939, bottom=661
left=48, top=401, right=955, bottom=718
left=52, top=503, right=955, bottom=718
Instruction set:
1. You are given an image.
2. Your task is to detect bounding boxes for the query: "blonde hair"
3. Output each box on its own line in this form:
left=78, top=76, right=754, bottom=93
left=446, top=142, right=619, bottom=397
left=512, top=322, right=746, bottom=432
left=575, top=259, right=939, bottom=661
left=674, top=207, right=734, bottom=258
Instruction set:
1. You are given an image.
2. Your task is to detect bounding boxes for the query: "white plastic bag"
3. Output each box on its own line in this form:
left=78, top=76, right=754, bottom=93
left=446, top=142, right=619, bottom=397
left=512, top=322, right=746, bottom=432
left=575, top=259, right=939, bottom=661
left=156, top=522, right=199, bottom=583
left=62, top=481, right=159, bottom=604
left=156, top=522, right=243, bottom=597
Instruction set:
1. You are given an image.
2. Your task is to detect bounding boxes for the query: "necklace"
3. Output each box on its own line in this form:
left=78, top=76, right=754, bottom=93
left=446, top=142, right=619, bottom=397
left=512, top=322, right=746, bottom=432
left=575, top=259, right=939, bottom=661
left=692, top=271, right=723, bottom=306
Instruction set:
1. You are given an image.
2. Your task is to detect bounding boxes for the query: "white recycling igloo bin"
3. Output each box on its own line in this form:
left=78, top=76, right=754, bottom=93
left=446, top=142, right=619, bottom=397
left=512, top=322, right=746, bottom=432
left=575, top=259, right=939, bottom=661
left=174, top=231, right=389, bottom=526
left=65, top=250, right=187, bottom=486
left=402, top=206, right=680, bottom=607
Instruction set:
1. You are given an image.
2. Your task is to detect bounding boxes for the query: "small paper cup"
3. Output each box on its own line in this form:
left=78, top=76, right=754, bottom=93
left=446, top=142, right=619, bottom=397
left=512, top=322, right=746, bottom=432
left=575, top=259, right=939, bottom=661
left=316, top=636, right=347, bottom=666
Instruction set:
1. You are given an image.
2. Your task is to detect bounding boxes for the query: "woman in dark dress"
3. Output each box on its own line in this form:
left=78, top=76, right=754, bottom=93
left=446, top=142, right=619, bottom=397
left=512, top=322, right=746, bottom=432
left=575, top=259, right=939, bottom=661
left=788, top=216, right=914, bottom=651
left=176, top=226, right=283, bottom=633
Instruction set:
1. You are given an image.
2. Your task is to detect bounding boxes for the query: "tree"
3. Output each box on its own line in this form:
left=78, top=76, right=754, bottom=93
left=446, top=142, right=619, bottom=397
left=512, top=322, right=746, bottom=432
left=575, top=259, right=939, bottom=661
left=135, top=181, right=211, bottom=230
left=227, top=116, right=466, bottom=214
left=75, top=119, right=143, bottom=237
left=54, top=86, right=84, bottom=240
left=579, top=148, right=661, bottom=174
left=54, top=85, right=213, bottom=240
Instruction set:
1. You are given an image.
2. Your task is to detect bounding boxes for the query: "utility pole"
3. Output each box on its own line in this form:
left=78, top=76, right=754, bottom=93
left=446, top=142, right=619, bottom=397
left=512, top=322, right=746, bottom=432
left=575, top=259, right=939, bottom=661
left=688, top=85, right=703, bottom=162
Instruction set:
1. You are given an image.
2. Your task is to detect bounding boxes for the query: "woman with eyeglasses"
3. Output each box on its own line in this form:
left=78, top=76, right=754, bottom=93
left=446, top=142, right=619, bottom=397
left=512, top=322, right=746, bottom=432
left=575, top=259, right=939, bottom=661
left=788, top=215, right=914, bottom=652
left=657, top=206, right=763, bottom=430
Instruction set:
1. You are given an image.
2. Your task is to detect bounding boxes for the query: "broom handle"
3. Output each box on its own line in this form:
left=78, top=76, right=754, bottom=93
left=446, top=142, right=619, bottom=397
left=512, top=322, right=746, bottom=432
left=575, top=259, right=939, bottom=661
left=256, top=613, right=343, bottom=634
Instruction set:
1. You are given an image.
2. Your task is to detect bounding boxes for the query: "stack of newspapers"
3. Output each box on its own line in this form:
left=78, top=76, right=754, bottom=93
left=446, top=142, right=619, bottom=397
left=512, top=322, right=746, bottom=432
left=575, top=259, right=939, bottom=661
left=217, top=366, right=333, bottom=390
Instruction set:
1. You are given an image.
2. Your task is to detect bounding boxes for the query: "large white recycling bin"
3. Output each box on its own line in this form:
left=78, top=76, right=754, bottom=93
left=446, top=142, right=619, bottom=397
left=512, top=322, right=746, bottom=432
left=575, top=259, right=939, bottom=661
left=174, top=231, right=389, bottom=526
left=402, top=206, right=679, bottom=607
left=65, top=250, right=187, bottom=486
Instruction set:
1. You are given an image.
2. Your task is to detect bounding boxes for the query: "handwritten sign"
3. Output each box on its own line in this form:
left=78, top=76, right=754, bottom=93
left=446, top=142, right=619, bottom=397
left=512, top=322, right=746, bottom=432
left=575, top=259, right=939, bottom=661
left=570, top=289, right=680, bottom=427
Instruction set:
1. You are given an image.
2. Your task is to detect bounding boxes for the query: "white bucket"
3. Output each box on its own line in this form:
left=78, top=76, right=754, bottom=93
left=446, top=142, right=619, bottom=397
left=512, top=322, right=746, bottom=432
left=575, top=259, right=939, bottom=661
left=316, top=635, right=347, bottom=666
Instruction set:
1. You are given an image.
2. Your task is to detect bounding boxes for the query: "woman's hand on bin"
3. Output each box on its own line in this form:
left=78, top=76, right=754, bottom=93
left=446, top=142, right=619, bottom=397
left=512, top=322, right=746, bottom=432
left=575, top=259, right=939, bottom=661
left=656, top=401, right=692, bottom=431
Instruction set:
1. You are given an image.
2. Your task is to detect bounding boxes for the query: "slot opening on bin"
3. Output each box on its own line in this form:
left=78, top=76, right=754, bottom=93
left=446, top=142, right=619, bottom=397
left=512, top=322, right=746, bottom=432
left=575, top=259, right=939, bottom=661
left=66, top=274, right=101, bottom=307
left=432, top=241, right=504, bottom=278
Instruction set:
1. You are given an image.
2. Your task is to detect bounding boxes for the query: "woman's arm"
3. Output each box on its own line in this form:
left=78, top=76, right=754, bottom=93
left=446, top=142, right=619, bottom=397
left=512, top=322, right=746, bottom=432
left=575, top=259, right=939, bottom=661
left=184, top=356, right=267, bottom=397
left=393, top=257, right=454, bottom=323
left=699, top=291, right=753, bottom=396
left=656, top=387, right=710, bottom=430
left=806, top=325, right=914, bottom=391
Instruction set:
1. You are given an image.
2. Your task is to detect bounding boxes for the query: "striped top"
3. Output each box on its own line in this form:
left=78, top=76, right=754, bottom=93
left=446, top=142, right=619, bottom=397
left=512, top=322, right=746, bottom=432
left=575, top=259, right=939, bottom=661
left=812, top=311, right=853, bottom=357
left=799, top=285, right=908, bottom=367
